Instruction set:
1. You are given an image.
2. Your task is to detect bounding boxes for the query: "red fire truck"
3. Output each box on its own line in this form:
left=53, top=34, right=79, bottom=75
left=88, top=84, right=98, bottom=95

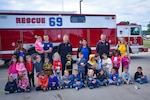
left=0, top=11, right=148, bottom=63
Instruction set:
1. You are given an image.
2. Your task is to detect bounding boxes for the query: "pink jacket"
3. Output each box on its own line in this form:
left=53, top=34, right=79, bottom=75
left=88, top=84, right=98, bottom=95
left=35, top=40, right=44, bottom=52
left=111, top=56, right=121, bottom=68
left=8, top=62, right=18, bottom=75
left=18, top=77, right=29, bottom=89
left=16, top=62, right=27, bottom=75
left=122, top=56, right=130, bottom=67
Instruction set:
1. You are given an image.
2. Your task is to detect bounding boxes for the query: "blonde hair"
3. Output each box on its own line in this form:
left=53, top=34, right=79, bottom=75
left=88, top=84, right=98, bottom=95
left=53, top=52, right=61, bottom=60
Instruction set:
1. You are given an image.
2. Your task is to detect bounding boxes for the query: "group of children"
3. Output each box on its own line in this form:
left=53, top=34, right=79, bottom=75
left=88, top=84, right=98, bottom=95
left=4, top=49, right=148, bottom=94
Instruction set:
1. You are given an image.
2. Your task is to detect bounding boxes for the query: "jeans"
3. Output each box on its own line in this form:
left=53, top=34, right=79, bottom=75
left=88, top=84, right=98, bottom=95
left=87, top=80, right=99, bottom=88
left=73, top=81, right=83, bottom=89
left=49, top=83, right=59, bottom=90
left=136, top=78, right=148, bottom=84
left=108, top=79, right=121, bottom=85
left=97, top=79, right=109, bottom=86
left=61, top=82, right=72, bottom=87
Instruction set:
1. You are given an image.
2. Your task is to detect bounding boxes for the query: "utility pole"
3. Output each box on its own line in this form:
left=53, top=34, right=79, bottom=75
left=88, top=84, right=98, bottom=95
left=80, top=0, right=83, bottom=14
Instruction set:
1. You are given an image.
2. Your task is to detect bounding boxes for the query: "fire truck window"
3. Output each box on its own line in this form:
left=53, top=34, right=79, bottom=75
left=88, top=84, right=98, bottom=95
left=131, top=27, right=140, bottom=35
left=70, top=16, right=86, bottom=23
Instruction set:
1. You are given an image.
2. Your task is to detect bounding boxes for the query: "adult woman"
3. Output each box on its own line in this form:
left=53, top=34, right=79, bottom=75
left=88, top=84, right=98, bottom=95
left=77, top=38, right=91, bottom=62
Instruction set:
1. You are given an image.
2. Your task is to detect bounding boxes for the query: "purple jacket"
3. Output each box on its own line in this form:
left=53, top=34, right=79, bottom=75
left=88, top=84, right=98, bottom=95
left=8, top=62, right=18, bottom=75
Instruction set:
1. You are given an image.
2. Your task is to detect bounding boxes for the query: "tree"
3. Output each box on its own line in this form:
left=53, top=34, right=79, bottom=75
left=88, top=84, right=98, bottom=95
left=147, top=23, right=150, bottom=34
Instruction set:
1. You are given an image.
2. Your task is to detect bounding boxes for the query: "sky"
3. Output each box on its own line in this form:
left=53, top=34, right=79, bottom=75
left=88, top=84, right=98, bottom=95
left=0, top=0, right=150, bottom=30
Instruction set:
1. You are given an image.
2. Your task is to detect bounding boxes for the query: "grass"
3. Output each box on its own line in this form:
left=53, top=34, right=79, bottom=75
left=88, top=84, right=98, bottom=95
left=144, top=39, right=150, bottom=47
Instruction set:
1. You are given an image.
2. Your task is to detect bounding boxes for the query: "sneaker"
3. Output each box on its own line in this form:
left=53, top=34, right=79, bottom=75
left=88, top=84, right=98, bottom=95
left=89, top=86, right=94, bottom=89
left=105, top=83, right=108, bottom=86
left=5, top=91, right=10, bottom=94
left=75, top=87, right=79, bottom=91
left=116, top=83, right=119, bottom=86
left=26, top=89, right=30, bottom=92
left=70, top=86, right=73, bottom=88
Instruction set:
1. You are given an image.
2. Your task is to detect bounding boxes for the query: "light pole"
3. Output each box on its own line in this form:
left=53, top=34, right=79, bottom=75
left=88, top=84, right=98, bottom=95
left=80, top=0, right=83, bottom=14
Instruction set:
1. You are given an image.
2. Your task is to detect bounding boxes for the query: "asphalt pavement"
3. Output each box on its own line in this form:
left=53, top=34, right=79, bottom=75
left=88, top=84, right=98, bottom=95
left=0, top=50, right=150, bottom=100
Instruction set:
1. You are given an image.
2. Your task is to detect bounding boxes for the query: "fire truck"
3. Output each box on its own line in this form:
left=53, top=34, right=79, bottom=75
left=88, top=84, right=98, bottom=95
left=0, top=11, right=148, bottom=63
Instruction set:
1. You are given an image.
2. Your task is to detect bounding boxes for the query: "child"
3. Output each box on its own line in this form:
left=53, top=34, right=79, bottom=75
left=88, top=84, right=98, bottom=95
left=26, top=55, right=35, bottom=87
left=8, top=55, right=18, bottom=80
left=61, top=70, right=72, bottom=89
left=65, top=54, right=73, bottom=75
left=122, top=67, right=133, bottom=84
left=95, top=53, right=102, bottom=74
left=18, top=75, right=30, bottom=92
left=43, top=57, right=53, bottom=76
left=4, top=76, right=18, bottom=94
left=53, top=52, right=62, bottom=81
left=102, top=53, right=112, bottom=77
left=87, top=69, right=99, bottom=89
left=16, top=56, right=27, bottom=76
left=122, top=52, right=130, bottom=70
left=35, top=36, right=44, bottom=53
left=111, top=50, right=121, bottom=74
left=76, top=52, right=86, bottom=79
left=97, top=69, right=109, bottom=86
left=48, top=71, right=59, bottom=90
left=36, top=71, right=49, bottom=91
left=34, top=55, right=43, bottom=77
left=134, top=66, right=148, bottom=84
left=108, top=68, right=121, bottom=86
left=87, top=54, right=97, bottom=71
left=71, top=69, right=83, bottom=90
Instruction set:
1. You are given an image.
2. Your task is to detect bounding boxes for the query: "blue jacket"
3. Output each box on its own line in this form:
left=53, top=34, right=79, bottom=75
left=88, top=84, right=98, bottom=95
left=34, top=61, right=43, bottom=73
left=77, top=58, right=86, bottom=72
left=109, top=72, right=119, bottom=81
left=71, top=74, right=82, bottom=84
left=5, top=80, right=17, bottom=90
left=48, top=76, right=59, bottom=85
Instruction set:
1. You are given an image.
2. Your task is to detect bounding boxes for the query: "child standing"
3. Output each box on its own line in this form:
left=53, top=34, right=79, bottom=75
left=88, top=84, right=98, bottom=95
left=102, top=53, right=112, bottom=77
left=18, top=75, right=30, bottom=92
left=53, top=52, right=62, bottom=81
left=48, top=71, right=59, bottom=90
left=108, top=68, right=121, bottom=86
left=16, top=56, right=27, bottom=76
left=76, top=52, right=86, bottom=79
left=87, top=54, right=97, bottom=71
left=134, top=66, right=148, bottom=84
left=95, top=53, right=102, bottom=74
left=65, top=54, right=73, bottom=75
left=61, top=70, right=72, bottom=89
left=97, top=69, right=109, bottom=86
left=87, top=69, right=99, bottom=89
left=26, top=55, right=35, bottom=87
left=4, top=76, right=18, bottom=94
left=122, top=52, right=130, bottom=70
left=43, top=57, right=53, bottom=76
left=111, top=50, right=121, bottom=74
left=36, top=71, right=49, bottom=91
left=122, top=67, right=133, bottom=84
left=35, top=36, right=44, bottom=53
left=71, top=69, right=83, bottom=90
left=34, top=55, right=43, bottom=77
left=8, top=55, right=18, bottom=80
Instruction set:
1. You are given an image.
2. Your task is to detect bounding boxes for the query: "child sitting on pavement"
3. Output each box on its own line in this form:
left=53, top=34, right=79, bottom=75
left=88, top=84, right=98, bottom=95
left=71, top=69, right=83, bottom=91
left=4, top=76, right=18, bottom=94
left=122, top=67, right=133, bottom=84
left=134, top=66, right=148, bottom=84
left=36, top=71, right=49, bottom=92
left=87, top=69, right=99, bottom=89
left=108, top=68, right=121, bottom=86
left=61, top=70, right=72, bottom=89
left=18, top=75, right=30, bottom=92
left=96, top=69, right=109, bottom=86
left=48, top=71, right=59, bottom=90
